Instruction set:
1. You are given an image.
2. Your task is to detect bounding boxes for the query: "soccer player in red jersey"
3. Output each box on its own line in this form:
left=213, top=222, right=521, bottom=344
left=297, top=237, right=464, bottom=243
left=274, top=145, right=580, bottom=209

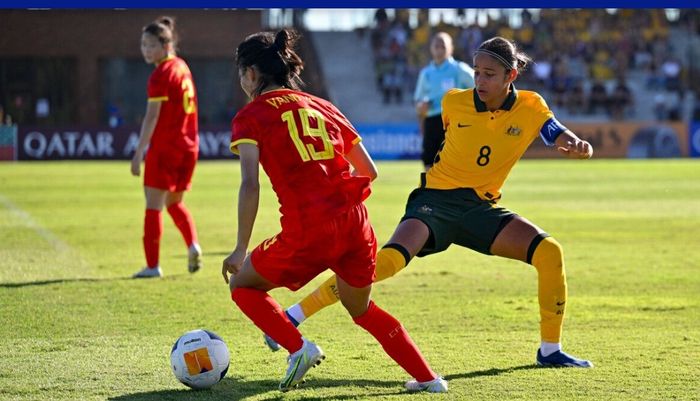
left=130, top=17, right=202, bottom=278
left=221, top=29, right=447, bottom=393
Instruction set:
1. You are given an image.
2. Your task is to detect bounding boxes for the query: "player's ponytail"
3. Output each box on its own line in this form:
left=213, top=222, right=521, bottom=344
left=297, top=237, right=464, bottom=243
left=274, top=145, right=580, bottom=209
left=236, top=29, right=305, bottom=97
left=143, top=15, right=178, bottom=51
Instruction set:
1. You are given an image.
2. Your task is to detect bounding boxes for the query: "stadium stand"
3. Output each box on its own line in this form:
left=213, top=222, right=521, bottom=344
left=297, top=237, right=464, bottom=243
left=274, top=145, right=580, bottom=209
left=338, top=9, right=700, bottom=124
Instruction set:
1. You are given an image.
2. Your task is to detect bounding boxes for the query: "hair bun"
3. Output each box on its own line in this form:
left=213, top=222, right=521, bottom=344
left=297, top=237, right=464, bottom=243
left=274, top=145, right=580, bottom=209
left=158, top=16, right=175, bottom=30
left=273, top=29, right=289, bottom=53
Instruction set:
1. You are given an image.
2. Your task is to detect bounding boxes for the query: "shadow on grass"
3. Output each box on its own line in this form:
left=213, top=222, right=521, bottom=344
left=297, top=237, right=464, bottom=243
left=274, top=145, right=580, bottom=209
left=108, top=376, right=406, bottom=401
left=445, top=364, right=538, bottom=380
left=203, top=251, right=237, bottom=257
left=109, top=366, right=540, bottom=400
left=0, top=277, right=126, bottom=288
left=0, top=271, right=217, bottom=288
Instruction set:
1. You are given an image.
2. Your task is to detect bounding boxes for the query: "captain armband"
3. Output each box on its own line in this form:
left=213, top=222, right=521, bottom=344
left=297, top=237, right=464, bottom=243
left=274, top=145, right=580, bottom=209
left=539, top=117, right=567, bottom=146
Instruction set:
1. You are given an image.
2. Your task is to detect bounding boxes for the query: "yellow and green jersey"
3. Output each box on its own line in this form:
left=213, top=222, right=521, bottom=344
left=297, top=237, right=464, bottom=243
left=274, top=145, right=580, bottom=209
left=425, top=85, right=566, bottom=201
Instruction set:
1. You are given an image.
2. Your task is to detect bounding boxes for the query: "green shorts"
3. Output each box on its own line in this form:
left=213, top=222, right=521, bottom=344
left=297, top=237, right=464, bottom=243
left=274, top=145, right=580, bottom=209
left=401, top=187, right=516, bottom=256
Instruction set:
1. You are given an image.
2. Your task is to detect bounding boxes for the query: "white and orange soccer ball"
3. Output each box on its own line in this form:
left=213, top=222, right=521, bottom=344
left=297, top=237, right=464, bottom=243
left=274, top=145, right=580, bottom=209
left=170, top=329, right=230, bottom=389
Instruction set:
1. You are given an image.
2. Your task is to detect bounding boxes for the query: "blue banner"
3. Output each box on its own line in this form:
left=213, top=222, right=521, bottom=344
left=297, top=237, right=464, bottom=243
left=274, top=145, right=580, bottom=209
left=354, top=123, right=421, bottom=161
left=690, top=122, right=700, bottom=158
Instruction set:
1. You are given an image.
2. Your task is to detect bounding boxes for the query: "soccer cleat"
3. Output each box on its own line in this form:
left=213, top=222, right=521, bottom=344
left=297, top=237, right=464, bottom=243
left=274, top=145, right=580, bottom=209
left=132, top=266, right=163, bottom=279
left=188, top=244, right=202, bottom=273
left=405, top=376, right=449, bottom=393
left=536, top=349, right=593, bottom=368
left=264, top=311, right=298, bottom=352
left=279, top=339, right=325, bottom=392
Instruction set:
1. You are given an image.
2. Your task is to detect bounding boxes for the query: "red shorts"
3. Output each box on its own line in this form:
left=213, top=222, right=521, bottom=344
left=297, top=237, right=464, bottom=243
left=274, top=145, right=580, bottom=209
left=250, top=203, right=377, bottom=291
left=144, top=149, right=197, bottom=192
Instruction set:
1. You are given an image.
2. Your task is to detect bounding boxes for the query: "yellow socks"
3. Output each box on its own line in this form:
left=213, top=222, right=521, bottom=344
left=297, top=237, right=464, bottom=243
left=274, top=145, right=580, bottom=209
left=374, top=245, right=410, bottom=281
left=297, top=244, right=411, bottom=319
left=529, top=235, right=567, bottom=344
left=297, top=274, right=340, bottom=320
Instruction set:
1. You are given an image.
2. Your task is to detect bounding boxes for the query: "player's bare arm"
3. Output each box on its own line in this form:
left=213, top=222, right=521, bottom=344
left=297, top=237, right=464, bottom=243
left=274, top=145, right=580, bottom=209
left=131, top=101, right=161, bottom=176
left=555, top=130, right=593, bottom=159
left=223, top=143, right=260, bottom=284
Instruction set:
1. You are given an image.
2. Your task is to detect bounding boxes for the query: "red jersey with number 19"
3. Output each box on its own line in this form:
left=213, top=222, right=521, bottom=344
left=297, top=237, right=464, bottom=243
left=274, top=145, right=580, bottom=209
left=148, top=56, right=198, bottom=153
left=230, top=89, right=371, bottom=233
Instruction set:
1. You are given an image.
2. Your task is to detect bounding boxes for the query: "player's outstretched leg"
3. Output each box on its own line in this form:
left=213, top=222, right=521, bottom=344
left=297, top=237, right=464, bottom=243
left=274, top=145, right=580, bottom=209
left=264, top=244, right=411, bottom=351
left=336, top=271, right=445, bottom=394
left=231, top=285, right=326, bottom=391
left=529, top=235, right=592, bottom=368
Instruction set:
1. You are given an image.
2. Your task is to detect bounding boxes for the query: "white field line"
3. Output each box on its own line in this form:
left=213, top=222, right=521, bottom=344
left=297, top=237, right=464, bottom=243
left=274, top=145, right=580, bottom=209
left=0, top=193, right=73, bottom=253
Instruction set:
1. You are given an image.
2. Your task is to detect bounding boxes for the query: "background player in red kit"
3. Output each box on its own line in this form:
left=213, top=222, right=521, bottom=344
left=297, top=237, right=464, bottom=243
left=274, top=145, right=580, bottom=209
left=131, top=16, right=202, bottom=278
left=222, top=29, right=447, bottom=393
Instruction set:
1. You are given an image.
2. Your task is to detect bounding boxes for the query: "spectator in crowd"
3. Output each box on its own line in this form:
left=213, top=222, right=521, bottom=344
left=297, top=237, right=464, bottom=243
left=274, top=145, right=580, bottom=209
left=550, top=56, right=572, bottom=110
left=378, top=19, right=409, bottom=104
left=609, top=78, right=633, bottom=120
left=666, top=90, right=683, bottom=121
left=567, top=80, right=587, bottom=115
left=653, top=91, right=668, bottom=121
left=414, top=32, right=474, bottom=170
left=661, top=56, right=682, bottom=91
left=532, top=53, right=552, bottom=92
left=458, top=23, right=483, bottom=61
left=588, top=79, right=609, bottom=115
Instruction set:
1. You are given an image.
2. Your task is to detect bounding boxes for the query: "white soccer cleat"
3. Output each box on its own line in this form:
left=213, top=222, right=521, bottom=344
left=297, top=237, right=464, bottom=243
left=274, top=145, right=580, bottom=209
left=279, top=338, right=325, bottom=392
left=405, top=376, right=449, bottom=393
left=188, top=243, right=202, bottom=273
left=132, top=266, right=163, bottom=279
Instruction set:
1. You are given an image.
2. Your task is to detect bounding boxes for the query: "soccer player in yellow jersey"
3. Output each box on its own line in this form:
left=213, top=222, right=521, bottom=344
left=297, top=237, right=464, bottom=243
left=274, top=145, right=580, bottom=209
left=266, top=37, right=593, bottom=368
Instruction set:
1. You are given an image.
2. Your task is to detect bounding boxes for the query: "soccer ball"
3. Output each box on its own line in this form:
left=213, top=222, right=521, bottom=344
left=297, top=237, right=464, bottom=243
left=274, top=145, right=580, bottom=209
left=170, top=329, right=230, bottom=389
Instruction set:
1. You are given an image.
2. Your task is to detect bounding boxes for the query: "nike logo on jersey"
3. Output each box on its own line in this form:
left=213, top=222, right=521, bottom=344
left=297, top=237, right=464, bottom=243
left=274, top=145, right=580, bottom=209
left=457, top=123, right=471, bottom=128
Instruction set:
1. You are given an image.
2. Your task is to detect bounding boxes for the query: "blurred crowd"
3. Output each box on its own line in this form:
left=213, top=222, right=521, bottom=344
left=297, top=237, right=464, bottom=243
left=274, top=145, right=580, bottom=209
left=366, top=9, right=700, bottom=121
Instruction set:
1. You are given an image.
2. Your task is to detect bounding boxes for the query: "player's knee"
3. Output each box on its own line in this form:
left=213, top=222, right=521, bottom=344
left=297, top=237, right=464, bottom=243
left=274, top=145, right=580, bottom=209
left=528, top=235, right=564, bottom=272
left=166, top=201, right=183, bottom=213
left=341, top=297, right=368, bottom=319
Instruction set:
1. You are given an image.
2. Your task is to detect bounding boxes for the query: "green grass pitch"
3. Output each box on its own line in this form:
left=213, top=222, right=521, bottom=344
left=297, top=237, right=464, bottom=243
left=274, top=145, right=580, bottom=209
left=1, top=159, right=698, bottom=400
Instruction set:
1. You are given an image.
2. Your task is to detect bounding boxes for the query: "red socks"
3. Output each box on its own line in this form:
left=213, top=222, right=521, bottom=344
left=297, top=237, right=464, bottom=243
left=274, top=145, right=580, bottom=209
left=353, top=301, right=436, bottom=382
left=231, top=287, right=303, bottom=353
left=143, top=209, right=162, bottom=268
left=167, top=202, right=198, bottom=247
left=142, top=203, right=197, bottom=269
left=231, top=290, right=435, bottom=382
